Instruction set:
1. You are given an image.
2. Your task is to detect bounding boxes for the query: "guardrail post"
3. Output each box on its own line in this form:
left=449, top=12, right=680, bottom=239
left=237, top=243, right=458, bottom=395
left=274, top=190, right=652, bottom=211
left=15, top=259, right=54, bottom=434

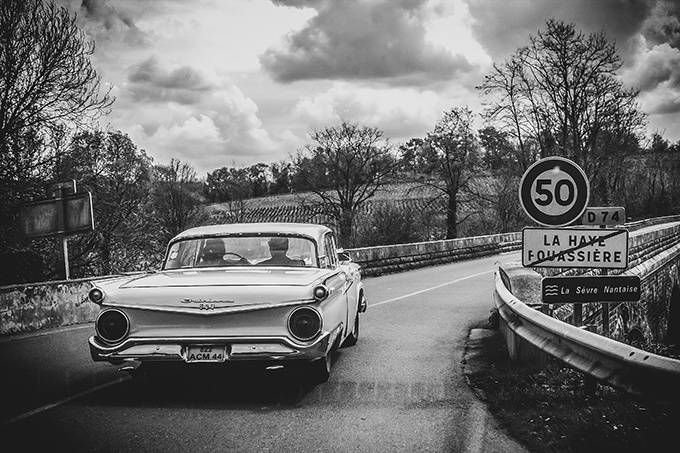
left=573, top=304, right=582, bottom=326
left=495, top=270, right=548, bottom=370
left=498, top=316, right=547, bottom=369
left=580, top=325, right=599, bottom=395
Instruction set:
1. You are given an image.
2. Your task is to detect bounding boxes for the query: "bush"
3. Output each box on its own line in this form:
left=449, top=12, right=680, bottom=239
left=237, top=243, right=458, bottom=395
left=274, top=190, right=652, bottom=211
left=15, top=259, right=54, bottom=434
left=354, top=201, right=439, bottom=247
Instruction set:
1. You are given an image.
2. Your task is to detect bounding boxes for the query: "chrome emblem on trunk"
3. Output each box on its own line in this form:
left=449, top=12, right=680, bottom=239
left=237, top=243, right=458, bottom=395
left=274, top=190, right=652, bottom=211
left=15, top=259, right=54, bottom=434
left=181, top=298, right=235, bottom=310
left=181, top=298, right=235, bottom=304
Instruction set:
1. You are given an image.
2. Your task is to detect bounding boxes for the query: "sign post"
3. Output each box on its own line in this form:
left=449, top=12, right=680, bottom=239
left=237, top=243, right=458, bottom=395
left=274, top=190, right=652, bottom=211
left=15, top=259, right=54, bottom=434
left=53, top=181, right=73, bottom=280
left=582, top=207, right=626, bottom=334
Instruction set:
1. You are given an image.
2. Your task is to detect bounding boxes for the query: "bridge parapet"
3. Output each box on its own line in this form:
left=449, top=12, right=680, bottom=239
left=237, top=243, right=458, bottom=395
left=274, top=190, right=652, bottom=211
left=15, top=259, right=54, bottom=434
left=353, top=215, right=680, bottom=277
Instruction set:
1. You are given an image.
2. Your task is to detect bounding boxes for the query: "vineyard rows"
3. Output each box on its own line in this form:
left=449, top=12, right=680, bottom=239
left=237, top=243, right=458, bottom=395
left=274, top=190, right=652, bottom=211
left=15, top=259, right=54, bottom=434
left=207, top=196, right=446, bottom=225
left=204, top=182, right=444, bottom=213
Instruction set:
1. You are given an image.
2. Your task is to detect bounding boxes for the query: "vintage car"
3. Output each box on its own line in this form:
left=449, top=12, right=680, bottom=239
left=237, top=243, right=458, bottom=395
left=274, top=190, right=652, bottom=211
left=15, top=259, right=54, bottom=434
left=87, top=223, right=367, bottom=383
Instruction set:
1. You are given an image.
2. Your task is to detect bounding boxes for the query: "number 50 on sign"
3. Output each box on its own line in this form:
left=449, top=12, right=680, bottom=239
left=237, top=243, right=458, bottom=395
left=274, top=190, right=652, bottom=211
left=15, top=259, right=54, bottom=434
left=519, top=157, right=590, bottom=226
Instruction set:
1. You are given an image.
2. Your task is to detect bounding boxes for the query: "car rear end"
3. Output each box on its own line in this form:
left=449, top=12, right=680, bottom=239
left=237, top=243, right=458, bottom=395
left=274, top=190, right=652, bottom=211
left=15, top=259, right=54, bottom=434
left=87, top=269, right=344, bottom=367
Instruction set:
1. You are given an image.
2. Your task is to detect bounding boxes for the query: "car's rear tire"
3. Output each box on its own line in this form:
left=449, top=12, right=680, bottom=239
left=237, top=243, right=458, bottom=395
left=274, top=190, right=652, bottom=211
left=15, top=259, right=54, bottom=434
left=341, top=311, right=359, bottom=347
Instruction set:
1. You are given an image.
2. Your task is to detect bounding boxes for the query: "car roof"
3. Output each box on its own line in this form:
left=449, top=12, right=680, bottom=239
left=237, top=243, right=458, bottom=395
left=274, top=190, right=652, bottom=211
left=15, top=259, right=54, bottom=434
left=170, top=223, right=333, bottom=243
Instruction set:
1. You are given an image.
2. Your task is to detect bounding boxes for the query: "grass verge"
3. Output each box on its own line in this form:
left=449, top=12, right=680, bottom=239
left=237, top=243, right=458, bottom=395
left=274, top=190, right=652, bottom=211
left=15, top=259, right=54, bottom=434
left=463, top=323, right=679, bottom=453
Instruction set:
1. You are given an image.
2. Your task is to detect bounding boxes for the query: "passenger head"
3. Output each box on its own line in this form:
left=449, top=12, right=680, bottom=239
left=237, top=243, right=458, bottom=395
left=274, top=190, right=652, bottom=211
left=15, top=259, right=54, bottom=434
left=268, top=237, right=289, bottom=255
left=201, top=238, right=224, bottom=262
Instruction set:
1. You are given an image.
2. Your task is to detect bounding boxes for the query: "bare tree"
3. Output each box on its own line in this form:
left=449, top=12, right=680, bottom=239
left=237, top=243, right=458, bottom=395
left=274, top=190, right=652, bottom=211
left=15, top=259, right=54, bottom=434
left=294, top=122, right=396, bottom=246
left=478, top=19, right=646, bottom=201
left=0, top=0, right=113, bottom=164
left=0, top=0, right=113, bottom=281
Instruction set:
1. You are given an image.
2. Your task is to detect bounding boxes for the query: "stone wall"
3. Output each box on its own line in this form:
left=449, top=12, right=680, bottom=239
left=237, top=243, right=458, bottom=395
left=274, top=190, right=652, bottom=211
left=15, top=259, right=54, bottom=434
left=0, top=274, right=140, bottom=336
left=350, top=232, right=521, bottom=277
left=352, top=215, right=680, bottom=277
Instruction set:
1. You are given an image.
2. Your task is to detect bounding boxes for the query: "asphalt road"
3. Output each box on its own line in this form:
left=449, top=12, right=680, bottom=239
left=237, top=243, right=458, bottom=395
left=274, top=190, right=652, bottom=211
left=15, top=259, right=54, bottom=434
left=0, top=253, right=527, bottom=453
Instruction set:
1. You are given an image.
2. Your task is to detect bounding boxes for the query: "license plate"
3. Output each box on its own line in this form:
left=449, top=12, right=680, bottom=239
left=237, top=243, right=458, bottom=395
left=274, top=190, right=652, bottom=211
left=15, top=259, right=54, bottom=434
left=185, top=345, right=226, bottom=363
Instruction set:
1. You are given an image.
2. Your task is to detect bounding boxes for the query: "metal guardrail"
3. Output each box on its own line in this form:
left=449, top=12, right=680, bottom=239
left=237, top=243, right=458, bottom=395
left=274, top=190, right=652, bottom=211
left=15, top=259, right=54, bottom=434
left=624, top=214, right=680, bottom=231
left=493, top=269, right=680, bottom=397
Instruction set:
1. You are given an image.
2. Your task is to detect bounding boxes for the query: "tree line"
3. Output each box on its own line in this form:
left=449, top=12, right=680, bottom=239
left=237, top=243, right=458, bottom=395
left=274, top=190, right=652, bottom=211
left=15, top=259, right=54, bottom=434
left=1, top=0, right=679, bottom=284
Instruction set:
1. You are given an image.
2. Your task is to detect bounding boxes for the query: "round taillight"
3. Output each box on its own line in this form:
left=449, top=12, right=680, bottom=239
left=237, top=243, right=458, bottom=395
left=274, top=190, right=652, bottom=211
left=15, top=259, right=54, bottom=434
left=288, top=306, right=322, bottom=341
left=89, top=288, right=104, bottom=304
left=313, top=285, right=329, bottom=301
left=95, top=309, right=129, bottom=344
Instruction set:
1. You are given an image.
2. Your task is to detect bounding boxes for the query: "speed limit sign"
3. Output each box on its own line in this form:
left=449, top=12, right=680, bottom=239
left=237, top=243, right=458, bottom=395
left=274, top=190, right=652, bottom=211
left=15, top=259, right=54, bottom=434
left=519, top=156, right=590, bottom=226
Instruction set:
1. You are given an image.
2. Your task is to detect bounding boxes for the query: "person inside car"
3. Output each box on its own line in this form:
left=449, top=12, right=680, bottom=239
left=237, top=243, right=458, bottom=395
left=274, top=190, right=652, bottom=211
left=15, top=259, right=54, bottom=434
left=259, top=237, right=305, bottom=266
left=198, top=238, right=225, bottom=266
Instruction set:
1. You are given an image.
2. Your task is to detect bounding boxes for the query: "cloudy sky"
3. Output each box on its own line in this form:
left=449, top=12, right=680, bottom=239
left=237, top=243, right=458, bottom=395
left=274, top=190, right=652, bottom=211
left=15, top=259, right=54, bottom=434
left=58, top=0, right=680, bottom=176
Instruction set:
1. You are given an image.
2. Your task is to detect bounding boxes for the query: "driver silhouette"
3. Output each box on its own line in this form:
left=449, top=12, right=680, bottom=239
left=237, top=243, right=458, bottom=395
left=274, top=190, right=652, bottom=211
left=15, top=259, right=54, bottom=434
left=199, top=238, right=224, bottom=266
left=259, top=237, right=304, bottom=266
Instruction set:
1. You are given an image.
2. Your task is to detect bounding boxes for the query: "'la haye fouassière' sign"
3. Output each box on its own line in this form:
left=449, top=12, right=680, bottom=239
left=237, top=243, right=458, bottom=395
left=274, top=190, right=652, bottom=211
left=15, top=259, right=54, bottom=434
left=522, top=227, right=628, bottom=269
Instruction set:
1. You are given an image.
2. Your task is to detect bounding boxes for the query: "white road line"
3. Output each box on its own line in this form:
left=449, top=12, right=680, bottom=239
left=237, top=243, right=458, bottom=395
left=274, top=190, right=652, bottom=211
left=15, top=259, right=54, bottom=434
left=0, top=324, right=92, bottom=345
left=464, top=400, right=488, bottom=453
left=370, top=270, right=494, bottom=308
left=2, top=375, right=131, bottom=426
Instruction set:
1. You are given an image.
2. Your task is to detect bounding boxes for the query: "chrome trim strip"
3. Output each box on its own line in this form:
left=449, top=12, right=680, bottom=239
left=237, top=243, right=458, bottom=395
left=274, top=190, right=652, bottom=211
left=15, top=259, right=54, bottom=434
left=231, top=343, right=296, bottom=355
left=101, top=298, right=315, bottom=315
left=89, top=322, right=343, bottom=354
left=343, top=279, right=355, bottom=294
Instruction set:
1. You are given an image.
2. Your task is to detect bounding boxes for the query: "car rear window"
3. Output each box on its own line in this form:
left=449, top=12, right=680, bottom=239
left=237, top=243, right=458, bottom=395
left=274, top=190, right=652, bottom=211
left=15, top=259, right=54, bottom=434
left=164, top=235, right=318, bottom=269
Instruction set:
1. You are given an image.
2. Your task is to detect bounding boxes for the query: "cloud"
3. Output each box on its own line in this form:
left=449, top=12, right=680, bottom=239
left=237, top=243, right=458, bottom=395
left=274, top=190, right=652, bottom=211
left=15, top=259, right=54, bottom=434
left=126, top=57, right=216, bottom=104
left=642, top=0, right=680, bottom=49
left=622, top=42, right=680, bottom=92
left=271, top=0, right=319, bottom=7
left=116, top=58, right=282, bottom=174
left=464, top=0, right=653, bottom=61
left=128, top=112, right=285, bottom=173
left=77, top=0, right=150, bottom=47
left=626, top=43, right=680, bottom=115
left=650, top=98, right=680, bottom=115
left=293, top=83, right=448, bottom=139
left=637, top=82, right=680, bottom=115
left=261, top=0, right=474, bottom=84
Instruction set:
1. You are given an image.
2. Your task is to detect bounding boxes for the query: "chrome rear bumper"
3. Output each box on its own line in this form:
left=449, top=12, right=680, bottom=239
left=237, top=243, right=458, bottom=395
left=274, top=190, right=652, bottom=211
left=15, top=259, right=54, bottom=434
left=89, top=325, right=342, bottom=364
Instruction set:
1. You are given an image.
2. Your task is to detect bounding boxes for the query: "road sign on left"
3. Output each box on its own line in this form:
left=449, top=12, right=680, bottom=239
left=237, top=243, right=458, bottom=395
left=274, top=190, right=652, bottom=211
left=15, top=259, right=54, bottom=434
left=21, top=192, right=94, bottom=238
